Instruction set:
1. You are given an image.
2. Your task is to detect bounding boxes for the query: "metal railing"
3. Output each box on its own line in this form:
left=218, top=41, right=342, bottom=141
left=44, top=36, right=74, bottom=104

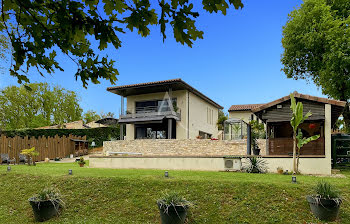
left=120, top=110, right=181, bottom=119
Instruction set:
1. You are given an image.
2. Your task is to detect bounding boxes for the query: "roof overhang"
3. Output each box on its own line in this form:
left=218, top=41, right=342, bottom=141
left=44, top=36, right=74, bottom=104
left=118, top=116, right=165, bottom=124
left=252, top=91, right=346, bottom=126
left=107, top=78, right=223, bottom=109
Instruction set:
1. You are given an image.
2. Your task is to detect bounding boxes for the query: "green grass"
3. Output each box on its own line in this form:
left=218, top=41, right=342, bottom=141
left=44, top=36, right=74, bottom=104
left=0, top=162, right=349, bottom=223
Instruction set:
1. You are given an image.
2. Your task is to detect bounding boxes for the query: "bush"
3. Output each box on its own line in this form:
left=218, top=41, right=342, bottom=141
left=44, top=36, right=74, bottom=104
left=1, top=127, right=120, bottom=147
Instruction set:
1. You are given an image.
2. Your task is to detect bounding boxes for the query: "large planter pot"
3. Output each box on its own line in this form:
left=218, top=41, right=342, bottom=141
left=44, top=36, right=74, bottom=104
left=157, top=202, right=188, bottom=224
left=253, top=147, right=260, bottom=155
left=306, top=196, right=342, bottom=221
left=29, top=198, right=60, bottom=222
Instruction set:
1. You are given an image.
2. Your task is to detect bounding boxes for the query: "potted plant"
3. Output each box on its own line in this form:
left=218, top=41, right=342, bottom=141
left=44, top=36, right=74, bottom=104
left=277, top=167, right=284, bottom=174
left=78, top=157, right=86, bottom=167
left=250, top=120, right=264, bottom=155
left=306, top=181, right=342, bottom=221
left=157, top=192, right=192, bottom=224
left=28, top=188, right=65, bottom=222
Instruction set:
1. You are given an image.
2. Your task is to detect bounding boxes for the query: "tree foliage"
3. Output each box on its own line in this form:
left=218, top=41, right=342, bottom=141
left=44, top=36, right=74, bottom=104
left=0, top=0, right=243, bottom=87
left=281, top=0, right=350, bottom=127
left=216, top=109, right=228, bottom=130
left=83, top=110, right=101, bottom=124
left=0, top=83, right=82, bottom=130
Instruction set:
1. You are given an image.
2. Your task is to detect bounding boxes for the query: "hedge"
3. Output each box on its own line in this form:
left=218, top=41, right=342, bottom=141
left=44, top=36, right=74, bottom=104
left=1, top=127, right=120, bottom=147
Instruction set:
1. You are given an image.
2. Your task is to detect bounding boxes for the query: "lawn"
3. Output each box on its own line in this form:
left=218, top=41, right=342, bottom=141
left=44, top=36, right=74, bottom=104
left=0, top=162, right=349, bottom=223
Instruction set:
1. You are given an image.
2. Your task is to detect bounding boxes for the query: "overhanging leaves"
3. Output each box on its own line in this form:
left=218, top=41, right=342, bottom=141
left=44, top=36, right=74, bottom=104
left=0, top=0, right=244, bottom=87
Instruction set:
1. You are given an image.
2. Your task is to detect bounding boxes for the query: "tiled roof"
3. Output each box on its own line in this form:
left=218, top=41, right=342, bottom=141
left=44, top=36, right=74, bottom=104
left=252, top=91, right=346, bottom=113
left=228, top=104, right=265, bottom=112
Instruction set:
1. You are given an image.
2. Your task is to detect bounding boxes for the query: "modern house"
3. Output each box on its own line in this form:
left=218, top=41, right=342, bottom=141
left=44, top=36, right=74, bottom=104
left=228, top=104, right=264, bottom=123
left=107, top=79, right=223, bottom=140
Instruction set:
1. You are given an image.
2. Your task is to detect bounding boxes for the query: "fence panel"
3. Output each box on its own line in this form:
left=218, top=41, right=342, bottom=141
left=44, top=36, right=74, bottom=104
left=0, top=134, right=86, bottom=162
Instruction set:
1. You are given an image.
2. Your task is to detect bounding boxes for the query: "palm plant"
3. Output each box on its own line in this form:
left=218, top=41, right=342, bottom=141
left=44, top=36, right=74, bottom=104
left=290, top=94, right=320, bottom=173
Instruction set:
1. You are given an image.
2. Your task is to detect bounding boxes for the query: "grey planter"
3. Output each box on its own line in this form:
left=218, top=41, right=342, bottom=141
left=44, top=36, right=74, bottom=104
left=306, top=195, right=342, bottom=221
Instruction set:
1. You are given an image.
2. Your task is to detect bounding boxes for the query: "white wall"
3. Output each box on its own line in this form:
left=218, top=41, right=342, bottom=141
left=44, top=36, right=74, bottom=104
left=90, top=156, right=330, bottom=175
left=188, top=92, right=219, bottom=139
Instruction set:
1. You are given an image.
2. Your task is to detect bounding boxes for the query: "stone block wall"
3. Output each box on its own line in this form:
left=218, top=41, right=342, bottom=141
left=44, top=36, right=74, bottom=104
left=103, top=139, right=266, bottom=156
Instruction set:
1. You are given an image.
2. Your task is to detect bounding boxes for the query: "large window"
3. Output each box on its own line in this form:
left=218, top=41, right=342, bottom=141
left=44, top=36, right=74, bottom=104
left=135, top=98, right=177, bottom=113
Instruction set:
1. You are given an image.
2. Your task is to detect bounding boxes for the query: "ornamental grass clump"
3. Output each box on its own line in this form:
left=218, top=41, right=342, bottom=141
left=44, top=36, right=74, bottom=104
left=157, top=191, right=192, bottom=224
left=30, top=188, right=65, bottom=209
left=243, top=157, right=267, bottom=173
left=314, top=181, right=341, bottom=203
left=157, top=192, right=192, bottom=213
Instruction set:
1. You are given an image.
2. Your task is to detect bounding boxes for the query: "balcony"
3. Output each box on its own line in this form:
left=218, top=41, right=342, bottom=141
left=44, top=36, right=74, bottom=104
left=119, top=106, right=181, bottom=124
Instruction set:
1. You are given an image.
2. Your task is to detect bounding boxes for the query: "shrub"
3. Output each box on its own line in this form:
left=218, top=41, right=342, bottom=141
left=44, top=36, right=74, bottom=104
left=243, top=157, right=267, bottom=173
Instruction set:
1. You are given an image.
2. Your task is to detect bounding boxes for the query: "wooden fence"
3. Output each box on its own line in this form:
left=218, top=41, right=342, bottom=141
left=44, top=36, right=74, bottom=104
left=269, top=137, right=325, bottom=155
left=0, top=134, right=86, bottom=162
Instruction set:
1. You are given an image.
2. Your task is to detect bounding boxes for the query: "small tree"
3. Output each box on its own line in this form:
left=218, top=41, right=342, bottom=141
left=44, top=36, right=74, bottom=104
left=216, top=110, right=228, bottom=130
left=290, top=94, right=320, bottom=173
left=250, top=120, right=265, bottom=150
left=21, top=147, right=39, bottom=166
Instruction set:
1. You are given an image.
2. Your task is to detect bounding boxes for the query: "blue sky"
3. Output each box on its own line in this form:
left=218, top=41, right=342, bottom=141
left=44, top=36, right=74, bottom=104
left=0, top=0, right=324, bottom=116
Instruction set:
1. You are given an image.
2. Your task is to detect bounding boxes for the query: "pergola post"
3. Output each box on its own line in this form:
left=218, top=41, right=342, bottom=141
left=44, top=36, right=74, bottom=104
left=168, top=119, right=172, bottom=139
left=120, top=96, right=124, bottom=140
left=266, top=122, right=269, bottom=155
left=247, top=123, right=251, bottom=155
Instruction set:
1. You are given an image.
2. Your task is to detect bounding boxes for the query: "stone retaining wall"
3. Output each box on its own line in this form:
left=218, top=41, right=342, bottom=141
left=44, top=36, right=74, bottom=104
left=103, top=139, right=266, bottom=156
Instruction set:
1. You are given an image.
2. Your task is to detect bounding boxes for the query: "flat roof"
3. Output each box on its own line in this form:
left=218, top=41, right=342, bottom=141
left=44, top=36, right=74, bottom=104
left=107, top=78, right=223, bottom=109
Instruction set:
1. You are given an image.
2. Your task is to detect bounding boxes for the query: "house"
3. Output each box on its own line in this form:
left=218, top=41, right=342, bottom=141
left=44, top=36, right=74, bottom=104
left=107, top=78, right=223, bottom=140
left=36, top=120, right=89, bottom=129
left=252, top=91, right=345, bottom=175
left=36, top=119, right=113, bottom=129
left=228, top=104, right=264, bottom=123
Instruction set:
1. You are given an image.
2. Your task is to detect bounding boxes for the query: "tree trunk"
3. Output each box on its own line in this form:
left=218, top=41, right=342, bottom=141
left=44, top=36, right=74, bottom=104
left=293, top=132, right=297, bottom=174
left=296, top=147, right=300, bottom=173
left=342, top=102, right=350, bottom=132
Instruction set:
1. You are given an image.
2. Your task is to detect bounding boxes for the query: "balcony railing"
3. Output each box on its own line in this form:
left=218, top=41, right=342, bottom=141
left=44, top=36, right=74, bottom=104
left=120, top=108, right=181, bottom=121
